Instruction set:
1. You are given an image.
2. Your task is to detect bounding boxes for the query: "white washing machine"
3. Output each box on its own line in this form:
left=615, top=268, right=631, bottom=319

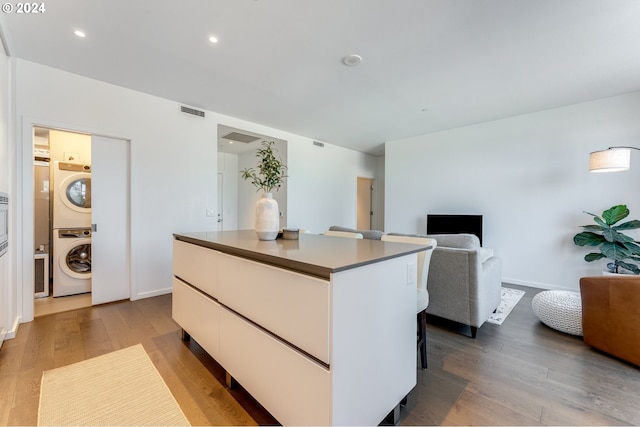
left=53, top=161, right=91, bottom=229
left=53, top=228, right=91, bottom=297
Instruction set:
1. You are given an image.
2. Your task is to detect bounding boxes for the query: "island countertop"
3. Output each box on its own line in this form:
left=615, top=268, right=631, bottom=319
left=174, top=230, right=429, bottom=279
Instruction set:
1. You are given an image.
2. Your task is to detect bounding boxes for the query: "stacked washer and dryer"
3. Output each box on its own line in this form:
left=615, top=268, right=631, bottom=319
left=52, top=161, right=92, bottom=297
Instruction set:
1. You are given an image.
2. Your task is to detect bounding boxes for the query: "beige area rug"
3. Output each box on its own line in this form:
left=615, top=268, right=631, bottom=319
left=38, top=344, right=190, bottom=426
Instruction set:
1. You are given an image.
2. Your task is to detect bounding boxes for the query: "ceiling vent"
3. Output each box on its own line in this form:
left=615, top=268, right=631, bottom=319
left=222, top=132, right=261, bottom=144
left=180, top=106, right=205, bottom=117
left=313, top=141, right=325, bottom=148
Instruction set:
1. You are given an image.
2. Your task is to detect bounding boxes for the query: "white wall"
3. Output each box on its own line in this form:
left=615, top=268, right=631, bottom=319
left=385, top=91, right=640, bottom=291
left=287, top=140, right=380, bottom=234
left=13, top=59, right=220, bottom=322
left=0, top=47, right=7, bottom=192
left=9, top=59, right=382, bottom=327
left=0, top=37, right=10, bottom=340
left=49, top=129, right=91, bottom=164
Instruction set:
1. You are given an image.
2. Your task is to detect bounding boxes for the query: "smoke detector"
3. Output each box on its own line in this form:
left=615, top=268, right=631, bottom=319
left=342, top=54, right=362, bottom=67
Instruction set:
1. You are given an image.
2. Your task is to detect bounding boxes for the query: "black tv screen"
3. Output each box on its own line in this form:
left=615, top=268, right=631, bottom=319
left=427, top=214, right=483, bottom=245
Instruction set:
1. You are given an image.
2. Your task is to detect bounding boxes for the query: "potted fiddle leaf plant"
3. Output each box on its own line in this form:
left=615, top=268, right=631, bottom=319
left=241, top=141, right=287, bottom=240
left=573, top=204, right=640, bottom=274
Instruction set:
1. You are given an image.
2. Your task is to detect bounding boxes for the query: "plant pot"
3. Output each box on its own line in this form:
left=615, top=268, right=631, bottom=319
left=602, top=271, right=634, bottom=276
left=255, top=192, right=279, bottom=241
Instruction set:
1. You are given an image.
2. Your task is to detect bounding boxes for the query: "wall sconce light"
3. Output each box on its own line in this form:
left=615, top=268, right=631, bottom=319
left=589, top=146, right=640, bottom=173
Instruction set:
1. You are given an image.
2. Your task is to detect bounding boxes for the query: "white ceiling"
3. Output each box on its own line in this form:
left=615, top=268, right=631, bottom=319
left=2, top=0, right=640, bottom=155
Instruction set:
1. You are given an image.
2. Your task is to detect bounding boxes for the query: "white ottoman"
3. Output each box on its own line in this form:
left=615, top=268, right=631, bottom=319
left=532, top=290, right=583, bottom=336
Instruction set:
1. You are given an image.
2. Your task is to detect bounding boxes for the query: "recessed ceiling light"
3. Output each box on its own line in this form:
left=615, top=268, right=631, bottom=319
left=209, top=36, right=218, bottom=43
left=342, top=54, right=362, bottom=66
left=74, top=30, right=86, bottom=38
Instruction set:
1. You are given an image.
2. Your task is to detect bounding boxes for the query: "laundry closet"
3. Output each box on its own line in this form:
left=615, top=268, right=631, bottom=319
left=34, top=128, right=93, bottom=314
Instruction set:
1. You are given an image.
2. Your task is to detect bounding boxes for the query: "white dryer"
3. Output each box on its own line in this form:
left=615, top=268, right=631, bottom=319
left=53, top=161, right=91, bottom=229
left=53, top=228, right=91, bottom=297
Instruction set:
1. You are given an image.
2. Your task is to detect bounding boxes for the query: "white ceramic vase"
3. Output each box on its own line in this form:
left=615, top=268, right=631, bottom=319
left=255, top=192, right=279, bottom=240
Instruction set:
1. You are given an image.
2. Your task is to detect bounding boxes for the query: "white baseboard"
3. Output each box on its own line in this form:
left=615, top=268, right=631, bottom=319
left=4, top=315, right=22, bottom=340
left=132, top=287, right=172, bottom=301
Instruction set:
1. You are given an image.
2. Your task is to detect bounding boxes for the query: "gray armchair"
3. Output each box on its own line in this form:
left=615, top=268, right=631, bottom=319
left=425, top=233, right=502, bottom=337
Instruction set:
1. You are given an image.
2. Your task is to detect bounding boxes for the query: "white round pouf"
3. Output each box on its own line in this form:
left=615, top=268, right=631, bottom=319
left=532, top=291, right=583, bottom=336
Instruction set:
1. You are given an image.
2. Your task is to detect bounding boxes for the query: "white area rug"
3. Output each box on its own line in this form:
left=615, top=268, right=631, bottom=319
left=486, top=287, right=525, bottom=325
left=38, top=344, right=190, bottom=426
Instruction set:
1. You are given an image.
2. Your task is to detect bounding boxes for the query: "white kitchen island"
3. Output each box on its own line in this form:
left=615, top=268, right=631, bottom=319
left=172, top=230, right=428, bottom=426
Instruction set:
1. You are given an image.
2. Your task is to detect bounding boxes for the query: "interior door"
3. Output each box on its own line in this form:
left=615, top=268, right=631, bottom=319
left=357, top=177, right=373, bottom=230
left=91, top=135, right=130, bottom=305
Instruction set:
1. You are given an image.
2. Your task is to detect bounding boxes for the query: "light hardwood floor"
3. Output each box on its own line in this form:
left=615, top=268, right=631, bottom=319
left=1, top=285, right=639, bottom=426
left=34, top=293, right=91, bottom=317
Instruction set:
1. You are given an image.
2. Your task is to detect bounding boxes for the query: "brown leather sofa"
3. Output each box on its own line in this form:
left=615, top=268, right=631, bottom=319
left=579, top=276, right=640, bottom=367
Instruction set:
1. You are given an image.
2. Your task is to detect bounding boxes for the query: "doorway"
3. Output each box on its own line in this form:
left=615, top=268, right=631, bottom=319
left=217, top=124, right=288, bottom=231
left=33, top=128, right=92, bottom=316
left=32, top=127, right=130, bottom=317
left=357, top=177, right=374, bottom=230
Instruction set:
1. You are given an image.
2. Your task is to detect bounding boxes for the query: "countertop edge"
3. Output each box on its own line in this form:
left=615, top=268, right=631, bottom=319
left=174, top=234, right=332, bottom=279
left=173, top=233, right=429, bottom=280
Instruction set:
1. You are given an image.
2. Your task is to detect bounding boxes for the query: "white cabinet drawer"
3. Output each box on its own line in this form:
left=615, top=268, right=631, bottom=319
left=173, top=240, right=218, bottom=298
left=218, top=253, right=330, bottom=364
left=172, top=277, right=221, bottom=359
left=219, top=308, right=330, bottom=426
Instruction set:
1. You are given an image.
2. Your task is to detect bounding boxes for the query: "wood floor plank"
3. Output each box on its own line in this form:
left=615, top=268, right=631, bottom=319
left=491, top=347, right=638, bottom=424
left=399, top=368, right=466, bottom=426
left=115, top=300, right=152, bottom=330
left=52, top=311, right=85, bottom=368
left=0, top=340, right=26, bottom=375
left=547, top=348, right=640, bottom=395
left=7, top=398, right=38, bottom=426
left=19, top=316, right=56, bottom=372
left=441, top=338, right=549, bottom=376
left=451, top=389, right=541, bottom=425
left=79, top=317, right=115, bottom=359
left=136, top=296, right=179, bottom=336
left=439, top=400, right=496, bottom=426
left=427, top=335, right=551, bottom=422
left=111, top=301, right=164, bottom=348
left=451, top=365, right=545, bottom=421
left=540, top=399, right=632, bottom=426
left=11, top=365, right=43, bottom=423
left=0, top=395, right=12, bottom=425
left=545, top=376, right=639, bottom=425
left=98, top=302, right=143, bottom=350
